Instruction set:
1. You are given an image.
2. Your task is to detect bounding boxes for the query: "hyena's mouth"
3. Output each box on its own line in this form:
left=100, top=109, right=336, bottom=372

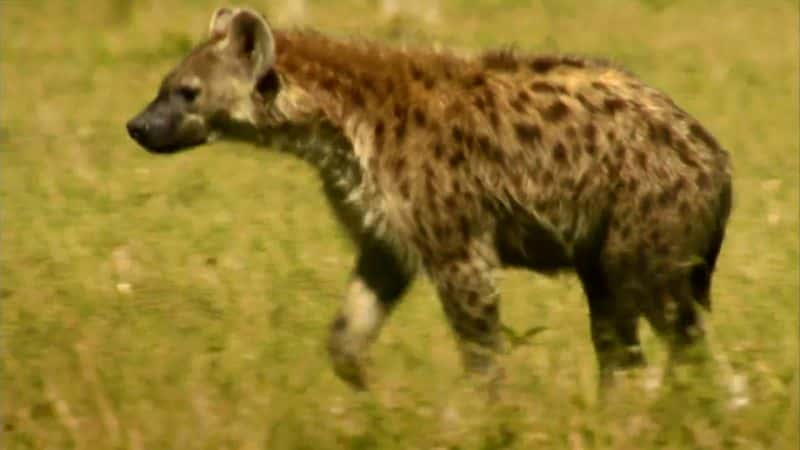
left=126, top=120, right=209, bottom=155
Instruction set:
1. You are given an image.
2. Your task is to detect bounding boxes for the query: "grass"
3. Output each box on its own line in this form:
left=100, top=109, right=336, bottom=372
left=1, top=1, right=798, bottom=449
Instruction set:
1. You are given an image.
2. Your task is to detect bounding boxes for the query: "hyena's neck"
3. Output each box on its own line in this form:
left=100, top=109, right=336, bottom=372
left=262, top=121, right=362, bottom=193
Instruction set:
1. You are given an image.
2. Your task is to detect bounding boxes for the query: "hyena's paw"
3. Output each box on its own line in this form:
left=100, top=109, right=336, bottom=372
left=327, top=321, right=370, bottom=390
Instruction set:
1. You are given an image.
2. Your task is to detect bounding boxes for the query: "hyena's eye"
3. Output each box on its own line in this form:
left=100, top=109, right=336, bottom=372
left=176, top=86, right=201, bottom=103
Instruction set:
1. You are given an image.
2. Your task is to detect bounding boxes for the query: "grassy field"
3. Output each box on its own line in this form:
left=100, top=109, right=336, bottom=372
left=2, top=1, right=798, bottom=448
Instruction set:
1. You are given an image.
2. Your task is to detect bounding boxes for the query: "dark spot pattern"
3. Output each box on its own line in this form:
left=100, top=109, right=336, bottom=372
left=465, top=73, right=487, bottom=89
left=542, top=100, right=570, bottom=122
left=640, top=194, right=653, bottom=216
left=689, top=123, right=720, bottom=150
left=603, top=97, right=627, bottom=115
left=514, top=123, right=542, bottom=142
left=409, top=64, right=424, bottom=81
left=449, top=152, right=466, bottom=168
left=530, top=56, right=560, bottom=73
left=413, top=107, right=427, bottom=127
left=482, top=50, right=520, bottom=71
left=374, top=121, right=385, bottom=149
left=350, top=89, right=365, bottom=108
left=553, top=142, right=567, bottom=164
left=394, top=122, right=406, bottom=143
left=451, top=126, right=464, bottom=143
left=433, top=141, right=445, bottom=159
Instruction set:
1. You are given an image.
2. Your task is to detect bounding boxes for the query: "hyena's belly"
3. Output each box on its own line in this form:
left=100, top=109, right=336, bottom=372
left=494, top=212, right=573, bottom=273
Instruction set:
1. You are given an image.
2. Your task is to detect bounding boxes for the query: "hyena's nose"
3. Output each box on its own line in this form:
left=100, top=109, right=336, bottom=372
left=126, top=119, right=147, bottom=143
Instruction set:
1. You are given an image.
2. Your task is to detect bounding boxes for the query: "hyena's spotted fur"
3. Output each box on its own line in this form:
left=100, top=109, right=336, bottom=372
left=127, top=7, right=732, bottom=389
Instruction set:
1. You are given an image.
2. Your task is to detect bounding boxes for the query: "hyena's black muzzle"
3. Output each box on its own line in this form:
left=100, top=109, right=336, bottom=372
left=127, top=94, right=208, bottom=154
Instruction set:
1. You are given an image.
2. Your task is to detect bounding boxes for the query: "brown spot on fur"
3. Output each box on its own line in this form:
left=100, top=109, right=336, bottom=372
left=477, top=134, right=491, bottom=151
left=640, top=194, right=653, bottom=216
left=449, top=151, right=466, bottom=168
left=530, top=56, right=560, bottom=73
left=648, top=122, right=673, bottom=146
left=591, top=81, right=611, bottom=93
left=458, top=216, right=470, bottom=239
left=542, top=100, right=570, bottom=122
left=413, top=107, right=427, bottom=127
left=615, top=144, right=626, bottom=159
left=510, top=99, right=526, bottom=113
left=541, top=169, right=554, bottom=184
left=393, top=103, right=407, bottom=121
left=465, top=73, right=487, bottom=89
left=320, top=76, right=337, bottom=92
left=394, top=121, right=406, bottom=143
left=359, top=74, right=376, bottom=93
left=514, top=122, right=542, bottom=142
left=451, top=126, right=464, bottom=143
left=489, top=111, right=500, bottom=130
left=409, top=63, right=424, bottom=81
left=433, top=141, right=445, bottom=159
left=584, top=123, right=597, bottom=141
left=482, top=50, right=520, bottom=71
left=473, top=96, right=486, bottom=111
left=636, top=151, right=648, bottom=170
left=374, top=120, right=385, bottom=149
left=689, top=122, right=720, bottom=150
left=603, top=97, right=627, bottom=115
left=423, top=77, right=435, bottom=90
left=399, top=179, right=411, bottom=199
left=657, top=187, right=675, bottom=206
left=553, top=142, right=567, bottom=164
left=619, top=224, right=631, bottom=239
left=350, top=89, right=365, bottom=108
left=676, top=142, right=699, bottom=168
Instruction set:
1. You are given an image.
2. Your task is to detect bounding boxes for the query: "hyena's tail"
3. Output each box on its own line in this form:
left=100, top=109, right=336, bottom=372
left=691, top=178, right=733, bottom=311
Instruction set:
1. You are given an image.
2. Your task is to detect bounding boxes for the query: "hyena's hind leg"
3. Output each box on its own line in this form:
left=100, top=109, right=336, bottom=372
left=327, top=238, right=416, bottom=389
left=641, top=275, right=710, bottom=374
left=577, top=265, right=648, bottom=387
left=574, top=218, right=647, bottom=387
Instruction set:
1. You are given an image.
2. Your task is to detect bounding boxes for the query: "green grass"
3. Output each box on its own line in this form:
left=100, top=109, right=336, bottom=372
left=2, top=1, right=798, bottom=449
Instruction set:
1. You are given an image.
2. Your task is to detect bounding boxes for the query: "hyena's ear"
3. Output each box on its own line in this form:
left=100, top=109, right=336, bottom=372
left=208, top=7, right=237, bottom=37
left=226, top=9, right=276, bottom=79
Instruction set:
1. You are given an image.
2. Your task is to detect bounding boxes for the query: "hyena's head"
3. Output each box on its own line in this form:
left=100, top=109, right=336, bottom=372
left=127, top=7, right=281, bottom=153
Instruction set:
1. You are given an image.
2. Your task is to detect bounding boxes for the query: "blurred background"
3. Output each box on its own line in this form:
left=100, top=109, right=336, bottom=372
left=2, top=1, right=798, bottom=449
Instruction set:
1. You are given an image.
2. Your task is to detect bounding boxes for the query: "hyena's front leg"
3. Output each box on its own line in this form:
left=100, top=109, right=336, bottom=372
left=327, top=238, right=415, bottom=389
left=428, top=254, right=504, bottom=384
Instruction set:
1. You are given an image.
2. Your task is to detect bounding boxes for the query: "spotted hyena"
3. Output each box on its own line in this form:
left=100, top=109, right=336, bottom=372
left=127, top=6, right=732, bottom=390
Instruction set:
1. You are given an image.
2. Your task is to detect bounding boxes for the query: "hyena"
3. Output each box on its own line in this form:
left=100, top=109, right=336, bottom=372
left=127, top=6, right=732, bottom=389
